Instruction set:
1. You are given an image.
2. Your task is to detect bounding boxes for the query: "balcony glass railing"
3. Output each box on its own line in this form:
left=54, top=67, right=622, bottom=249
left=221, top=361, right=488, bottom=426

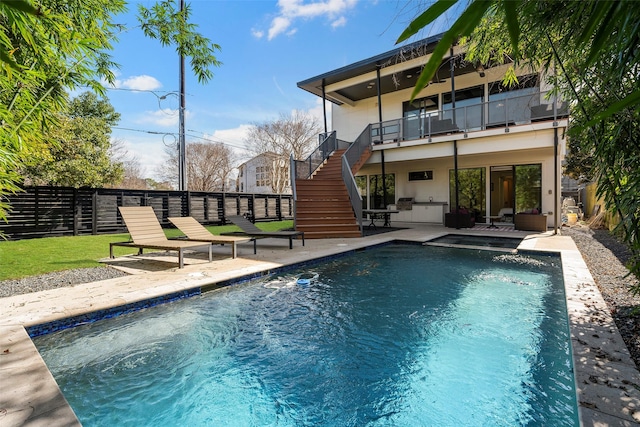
left=371, top=90, right=567, bottom=143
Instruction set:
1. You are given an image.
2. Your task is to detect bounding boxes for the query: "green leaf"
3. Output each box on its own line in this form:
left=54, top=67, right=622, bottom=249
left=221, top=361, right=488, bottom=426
left=576, top=1, right=609, bottom=47
left=0, top=0, right=40, bottom=15
left=396, top=0, right=459, bottom=43
left=408, top=0, right=493, bottom=101
left=0, top=49, right=21, bottom=71
left=583, top=90, right=640, bottom=128
left=502, top=0, right=520, bottom=59
left=585, top=2, right=621, bottom=67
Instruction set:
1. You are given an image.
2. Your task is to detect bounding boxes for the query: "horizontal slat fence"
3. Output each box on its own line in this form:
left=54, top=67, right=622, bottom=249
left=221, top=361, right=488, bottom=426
left=1, top=186, right=293, bottom=240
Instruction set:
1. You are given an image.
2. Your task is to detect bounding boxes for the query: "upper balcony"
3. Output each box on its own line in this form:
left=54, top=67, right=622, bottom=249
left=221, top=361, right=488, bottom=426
left=370, top=90, right=568, bottom=146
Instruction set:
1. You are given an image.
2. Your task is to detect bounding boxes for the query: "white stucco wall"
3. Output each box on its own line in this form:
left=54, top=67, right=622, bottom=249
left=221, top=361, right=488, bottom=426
left=356, top=126, right=565, bottom=228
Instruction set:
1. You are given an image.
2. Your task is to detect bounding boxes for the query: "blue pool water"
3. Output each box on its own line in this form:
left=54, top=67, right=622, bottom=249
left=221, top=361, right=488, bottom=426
left=34, top=245, right=579, bottom=426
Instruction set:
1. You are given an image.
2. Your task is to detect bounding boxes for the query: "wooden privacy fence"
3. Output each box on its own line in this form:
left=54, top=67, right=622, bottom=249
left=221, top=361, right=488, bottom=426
left=1, top=186, right=294, bottom=240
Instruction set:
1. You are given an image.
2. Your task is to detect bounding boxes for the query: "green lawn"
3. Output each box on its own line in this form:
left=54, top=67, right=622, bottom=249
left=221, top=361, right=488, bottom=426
left=0, top=220, right=294, bottom=281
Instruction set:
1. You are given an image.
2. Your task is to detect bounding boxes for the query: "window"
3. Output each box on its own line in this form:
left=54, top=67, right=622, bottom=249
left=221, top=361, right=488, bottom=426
left=369, top=174, right=395, bottom=209
left=255, top=165, right=271, bottom=187
left=443, top=85, right=485, bottom=131
left=402, top=95, right=439, bottom=140
left=488, top=74, right=539, bottom=125
left=355, top=174, right=396, bottom=210
left=408, top=170, right=433, bottom=181
left=449, top=167, right=486, bottom=217
left=355, top=175, right=367, bottom=210
left=488, top=74, right=538, bottom=96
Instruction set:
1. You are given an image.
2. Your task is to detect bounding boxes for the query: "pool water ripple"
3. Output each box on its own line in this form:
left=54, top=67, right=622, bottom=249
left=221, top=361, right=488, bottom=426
left=34, top=245, right=579, bottom=426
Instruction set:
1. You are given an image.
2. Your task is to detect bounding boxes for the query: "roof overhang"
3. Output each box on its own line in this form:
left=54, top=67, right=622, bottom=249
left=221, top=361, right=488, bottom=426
left=297, top=33, right=476, bottom=105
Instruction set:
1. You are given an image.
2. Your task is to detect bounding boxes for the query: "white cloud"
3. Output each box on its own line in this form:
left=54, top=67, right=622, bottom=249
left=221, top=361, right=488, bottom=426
left=331, top=16, right=347, bottom=28
left=209, top=124, right=253, bottom=147
left=268, top=16, right=292, bottom=40
left=309, top=97, right=331, bottom=128
left=204, top=124, right=253, bottom=161
left=251, top=28, right=265, bottom=39
left=136, top=109, right=193, bottom=128
left=113, top=135, right=170, bottom=180
left=266, top=0, right=358, bottom=40
left=112, top=75, right=163, bottom=91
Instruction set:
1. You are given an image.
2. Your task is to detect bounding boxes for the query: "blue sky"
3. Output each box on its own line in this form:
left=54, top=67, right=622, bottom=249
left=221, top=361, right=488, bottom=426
left=103, top=0, right=453, bottom=180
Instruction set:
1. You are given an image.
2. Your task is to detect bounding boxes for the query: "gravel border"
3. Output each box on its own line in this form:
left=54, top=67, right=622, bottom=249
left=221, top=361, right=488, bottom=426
left=1, top=227, right=638, bottom=368
left=0, top=266, right=129, bottom=299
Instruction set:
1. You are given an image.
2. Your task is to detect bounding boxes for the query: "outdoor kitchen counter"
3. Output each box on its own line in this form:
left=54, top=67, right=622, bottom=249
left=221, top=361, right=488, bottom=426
left=389, top=202, right=448, bottom=224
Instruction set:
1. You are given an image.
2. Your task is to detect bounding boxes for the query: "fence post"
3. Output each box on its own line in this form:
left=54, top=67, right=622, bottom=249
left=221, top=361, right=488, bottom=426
left=186, top=190, right=191, bottom=217
left=221, top=192, right=226, bottom=224
left=92, top=190, right=98, bottom=235
left=34, top=187, right=39, bottom=229
left=251, top=194, right=256, bottom=220
left=72, top=188, right=78, bottom=236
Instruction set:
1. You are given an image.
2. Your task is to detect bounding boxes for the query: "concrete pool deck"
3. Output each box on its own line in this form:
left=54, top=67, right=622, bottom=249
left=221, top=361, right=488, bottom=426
left=1, top=223, right=639, bottom=426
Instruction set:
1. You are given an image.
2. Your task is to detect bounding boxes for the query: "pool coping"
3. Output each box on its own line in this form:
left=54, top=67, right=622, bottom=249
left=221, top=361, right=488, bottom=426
left=1, top=225, right=639, bottom=426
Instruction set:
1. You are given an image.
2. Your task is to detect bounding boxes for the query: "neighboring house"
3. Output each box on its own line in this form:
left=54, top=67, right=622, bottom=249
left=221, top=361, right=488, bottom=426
left=295, top=34, right=568, bottom=236
left=237, top=152, right=291, bottom=194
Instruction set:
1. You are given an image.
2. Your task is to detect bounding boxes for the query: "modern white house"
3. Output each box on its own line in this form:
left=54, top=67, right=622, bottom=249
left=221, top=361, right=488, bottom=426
left=237, top=152, right=291, bottom=195
left=293, top=34, right=568, bottom=238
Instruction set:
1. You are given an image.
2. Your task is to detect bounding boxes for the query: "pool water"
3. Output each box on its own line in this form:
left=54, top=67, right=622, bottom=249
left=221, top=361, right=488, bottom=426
left=427, top=233, right=523, bottom=249
left=34, top=245, right=579, bottom=426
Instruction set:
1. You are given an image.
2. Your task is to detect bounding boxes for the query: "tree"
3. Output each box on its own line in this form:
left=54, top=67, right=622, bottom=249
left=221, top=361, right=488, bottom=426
left=21, top=92, right=123, bottom=187
left=0, top=0, right=221, bottom=221
left=137, top=0, right=221, bottom=84
left=117, top=156, right=149, bottom=189
left=0, top=0, right=125, bottom=219
left=159, top=141, right=236, bottom=191
left=398, top=0, right=640, bottom=284
left=245, top=111, right=322, bottom=193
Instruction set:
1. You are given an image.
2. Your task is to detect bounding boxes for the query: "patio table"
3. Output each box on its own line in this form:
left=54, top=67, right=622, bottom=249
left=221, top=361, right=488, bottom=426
left=363, top=209, right=400, bottom=229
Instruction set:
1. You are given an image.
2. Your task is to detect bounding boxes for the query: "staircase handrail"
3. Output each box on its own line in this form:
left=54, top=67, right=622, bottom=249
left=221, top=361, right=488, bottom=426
left=289, top=154, right=297, bottom=200
left=339, top=124, right=372, bottom=235
left=343, top=124, right=373, bottom=169
left=342, top=155, right=362, bottom=233
left=291, top=131, right=340, bottom=180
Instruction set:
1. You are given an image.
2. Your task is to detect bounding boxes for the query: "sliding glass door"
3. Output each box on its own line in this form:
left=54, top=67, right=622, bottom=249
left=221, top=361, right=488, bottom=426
left=490, top=166, right=514, bottom=217
left=515, top=164, right=542, bottom=213
left=449, top=167, right=486, bottom=218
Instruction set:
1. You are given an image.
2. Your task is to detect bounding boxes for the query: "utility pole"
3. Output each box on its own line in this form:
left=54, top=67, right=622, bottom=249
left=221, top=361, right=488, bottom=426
left=178, top=0, right=187, bottom=191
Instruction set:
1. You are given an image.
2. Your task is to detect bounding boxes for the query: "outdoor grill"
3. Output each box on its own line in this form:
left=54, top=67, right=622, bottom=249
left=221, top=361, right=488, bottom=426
left=396, top=197, right=414, bottom=210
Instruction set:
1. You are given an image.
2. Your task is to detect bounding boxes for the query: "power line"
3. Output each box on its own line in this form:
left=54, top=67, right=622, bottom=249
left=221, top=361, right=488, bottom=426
left=113, top=126, right=174, bottom=135
left=112, top=126, right=248, bottom=151
left=185, top=129, right=248, bottom=151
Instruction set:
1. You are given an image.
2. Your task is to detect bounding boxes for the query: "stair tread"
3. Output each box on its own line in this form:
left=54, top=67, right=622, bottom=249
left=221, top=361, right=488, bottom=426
left=292, top=146, right=372, bottom=239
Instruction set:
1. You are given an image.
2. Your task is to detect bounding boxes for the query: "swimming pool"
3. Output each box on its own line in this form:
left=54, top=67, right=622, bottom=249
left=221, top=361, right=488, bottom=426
left=33, top=244, right=579, bottom=426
